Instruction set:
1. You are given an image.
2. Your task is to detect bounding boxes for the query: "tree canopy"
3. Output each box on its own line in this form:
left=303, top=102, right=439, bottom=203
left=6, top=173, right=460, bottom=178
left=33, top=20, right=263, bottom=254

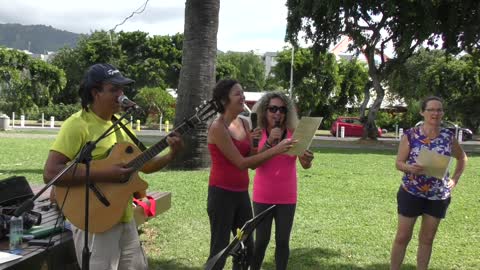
left=389, top=49, right=480, bottom=131
left=286, top=0, right=480, bottom=138
left=272, top=47, right=368, bottom=125
left=51, top=30, right=184, bottom=104
left=216, top=51, right=266, bottom=91
left=0, top=47, right=66, bottom=115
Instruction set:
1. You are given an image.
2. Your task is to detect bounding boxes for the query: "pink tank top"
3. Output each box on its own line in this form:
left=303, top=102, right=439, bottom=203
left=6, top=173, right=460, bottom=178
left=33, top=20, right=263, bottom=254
left=253, top=129, right=298, bottom=204
left=208, top=127, right=251, bottom=191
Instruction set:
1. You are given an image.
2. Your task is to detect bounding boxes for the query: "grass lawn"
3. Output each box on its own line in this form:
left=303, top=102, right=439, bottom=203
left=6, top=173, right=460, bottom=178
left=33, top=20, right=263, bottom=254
left=0, top=136, right=478, bottom=269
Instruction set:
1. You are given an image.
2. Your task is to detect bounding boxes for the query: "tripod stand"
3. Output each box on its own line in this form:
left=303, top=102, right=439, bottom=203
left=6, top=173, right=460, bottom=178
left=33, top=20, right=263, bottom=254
left=205, top=205, right=276, bottom=270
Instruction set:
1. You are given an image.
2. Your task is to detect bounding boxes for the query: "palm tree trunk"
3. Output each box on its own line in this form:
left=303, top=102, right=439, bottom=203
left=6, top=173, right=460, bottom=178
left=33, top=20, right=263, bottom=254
left=169, top=0, right=220, bottom=169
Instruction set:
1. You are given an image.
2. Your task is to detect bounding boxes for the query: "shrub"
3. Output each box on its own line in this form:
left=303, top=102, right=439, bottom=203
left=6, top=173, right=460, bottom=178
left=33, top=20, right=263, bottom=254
left=375, top=111, right=402, bottom=131
left=29, top=103, right=81, bottom=121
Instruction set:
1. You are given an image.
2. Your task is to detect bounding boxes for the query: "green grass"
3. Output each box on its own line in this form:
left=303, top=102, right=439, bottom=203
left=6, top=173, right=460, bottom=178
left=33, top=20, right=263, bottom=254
left=0, top=137, right=479, bottom=269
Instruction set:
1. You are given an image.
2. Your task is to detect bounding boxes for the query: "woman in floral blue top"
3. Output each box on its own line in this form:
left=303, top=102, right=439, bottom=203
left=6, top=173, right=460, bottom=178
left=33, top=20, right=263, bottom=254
left=390, top=96, right=468, bottom=270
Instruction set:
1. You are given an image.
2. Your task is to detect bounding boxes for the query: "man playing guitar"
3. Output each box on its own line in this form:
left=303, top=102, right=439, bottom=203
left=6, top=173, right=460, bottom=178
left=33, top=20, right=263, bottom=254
left=43, top=63, right=183, bottom=270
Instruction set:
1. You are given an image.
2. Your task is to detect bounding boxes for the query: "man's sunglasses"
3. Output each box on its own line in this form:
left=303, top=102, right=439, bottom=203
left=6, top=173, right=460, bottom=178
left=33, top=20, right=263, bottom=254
left=267, top=106, right=288, bottom=114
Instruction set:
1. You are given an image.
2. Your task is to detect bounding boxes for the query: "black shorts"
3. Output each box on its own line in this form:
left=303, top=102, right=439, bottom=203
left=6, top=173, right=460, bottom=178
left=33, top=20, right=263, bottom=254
left=397, top=186, right=451, bottom=219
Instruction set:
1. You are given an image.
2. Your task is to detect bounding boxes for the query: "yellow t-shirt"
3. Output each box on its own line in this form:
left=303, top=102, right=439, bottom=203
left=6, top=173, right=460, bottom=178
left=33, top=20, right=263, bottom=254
left=51, top=109, right=135, bottom=223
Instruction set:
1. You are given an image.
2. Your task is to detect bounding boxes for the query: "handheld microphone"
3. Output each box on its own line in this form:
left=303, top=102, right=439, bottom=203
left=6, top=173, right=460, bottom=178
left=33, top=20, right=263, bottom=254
left=250, top=113, right=258, bottom=148
left=118, top=95, right=141, bottom=110
left=272, top=120, right=281, bottom=145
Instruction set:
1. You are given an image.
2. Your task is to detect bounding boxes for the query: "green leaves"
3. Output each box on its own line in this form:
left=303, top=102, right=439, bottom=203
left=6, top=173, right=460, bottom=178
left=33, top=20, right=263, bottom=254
left=216, top=51, right=266, bottom=91
left=285, top=0, right=480, bottom=138
left=0, top=48, right=66, bottom=114
left=134, top=87, right=176, bottom=124
left=49, top=30, right=184, bottom=105
left=389, top=49, right=480, bottom=131
left=272, top=47, right=368, bottom=121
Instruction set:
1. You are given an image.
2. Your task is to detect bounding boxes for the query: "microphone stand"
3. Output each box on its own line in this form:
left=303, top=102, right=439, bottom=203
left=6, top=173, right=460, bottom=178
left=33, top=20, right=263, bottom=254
left=205, top=205, right=276, bottom=270
left=13, top=107, right=136, bottom=270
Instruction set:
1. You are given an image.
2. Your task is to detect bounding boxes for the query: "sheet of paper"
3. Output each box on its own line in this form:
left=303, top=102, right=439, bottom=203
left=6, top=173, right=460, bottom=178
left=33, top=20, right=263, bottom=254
left=287, top=117, right=323, bottom=156
left=0, top=251, right=22, bottom=265
left=417, top=148, right=452, bottom=179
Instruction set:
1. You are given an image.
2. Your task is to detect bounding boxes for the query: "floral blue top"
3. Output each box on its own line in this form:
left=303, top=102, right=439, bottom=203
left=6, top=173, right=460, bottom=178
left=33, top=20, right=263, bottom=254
left=401, top=127, right=454, bottom=200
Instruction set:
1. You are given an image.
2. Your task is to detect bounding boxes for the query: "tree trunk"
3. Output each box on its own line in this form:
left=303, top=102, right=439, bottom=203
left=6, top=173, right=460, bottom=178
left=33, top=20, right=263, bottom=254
left=362, top=47, right=384, bottom=140
left=359, top=80, right=372, bottom=120
left=363, top=80, right=384, bottom=139
left=169, top=0, right=219, bottom=169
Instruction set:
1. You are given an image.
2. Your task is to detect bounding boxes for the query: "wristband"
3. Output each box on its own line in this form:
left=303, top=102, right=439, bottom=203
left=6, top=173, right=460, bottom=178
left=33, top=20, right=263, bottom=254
left=264, top=141, right=272, bottom=149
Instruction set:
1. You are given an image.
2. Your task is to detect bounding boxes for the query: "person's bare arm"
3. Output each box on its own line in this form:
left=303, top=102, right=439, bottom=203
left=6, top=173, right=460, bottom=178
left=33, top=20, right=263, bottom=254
left=141, top=133, right=184, bottom=173
left=395, top=135, right=424, bottom=175
left=208, top=119, right=294, bottom=170
left=447, top=139, right=468, bottom=188
left=43, top=150, right=133, bottom=186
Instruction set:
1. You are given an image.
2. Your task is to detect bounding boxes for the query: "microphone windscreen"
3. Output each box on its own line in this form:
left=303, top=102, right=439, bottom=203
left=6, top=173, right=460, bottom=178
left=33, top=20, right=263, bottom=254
left=250, top=113, right=257, bottom=130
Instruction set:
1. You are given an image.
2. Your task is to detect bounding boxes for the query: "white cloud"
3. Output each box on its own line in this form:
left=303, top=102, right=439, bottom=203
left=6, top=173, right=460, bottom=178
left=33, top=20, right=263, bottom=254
left=0, top=0, right=289, bottom=53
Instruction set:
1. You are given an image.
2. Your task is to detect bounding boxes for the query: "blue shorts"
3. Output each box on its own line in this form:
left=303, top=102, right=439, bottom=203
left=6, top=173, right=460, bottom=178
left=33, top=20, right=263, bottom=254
left=397, top=186, right=451, bottom=219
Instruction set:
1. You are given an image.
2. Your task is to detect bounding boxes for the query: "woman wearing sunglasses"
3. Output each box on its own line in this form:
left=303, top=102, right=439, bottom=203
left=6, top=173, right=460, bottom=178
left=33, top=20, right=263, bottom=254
left=250, top=91, right=314, bottom=270
left=207, top=80, right=295, bottom=269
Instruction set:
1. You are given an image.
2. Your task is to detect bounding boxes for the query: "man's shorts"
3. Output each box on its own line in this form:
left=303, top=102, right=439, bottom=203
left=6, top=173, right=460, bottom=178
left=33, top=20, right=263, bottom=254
left=397, top=186, right=451, bottom=219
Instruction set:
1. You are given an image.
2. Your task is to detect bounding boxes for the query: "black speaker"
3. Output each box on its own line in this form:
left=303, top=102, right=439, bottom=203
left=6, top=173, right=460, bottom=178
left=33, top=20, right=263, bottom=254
left=0, top=175, right=34, bottom=206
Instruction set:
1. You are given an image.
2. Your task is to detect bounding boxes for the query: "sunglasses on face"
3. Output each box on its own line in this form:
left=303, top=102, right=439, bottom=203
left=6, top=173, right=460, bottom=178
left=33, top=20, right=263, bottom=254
left=267, top=105, right=288, bottom=114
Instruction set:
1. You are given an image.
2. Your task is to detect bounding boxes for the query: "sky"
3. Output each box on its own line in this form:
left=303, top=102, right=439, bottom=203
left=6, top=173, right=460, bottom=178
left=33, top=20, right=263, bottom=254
left=0, top=0, right=292, bottom=53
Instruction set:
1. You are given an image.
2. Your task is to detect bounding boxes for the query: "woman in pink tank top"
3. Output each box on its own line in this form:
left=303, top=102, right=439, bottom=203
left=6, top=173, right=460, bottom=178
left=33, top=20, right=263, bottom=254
left=206, top=80, right=295, bottom=269
left=250, top=92, right=314, bottom=270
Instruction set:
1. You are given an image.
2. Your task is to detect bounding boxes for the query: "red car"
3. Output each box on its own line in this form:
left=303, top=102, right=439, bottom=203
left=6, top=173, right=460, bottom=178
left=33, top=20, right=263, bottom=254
left=330, top=117, right=383, bottom=137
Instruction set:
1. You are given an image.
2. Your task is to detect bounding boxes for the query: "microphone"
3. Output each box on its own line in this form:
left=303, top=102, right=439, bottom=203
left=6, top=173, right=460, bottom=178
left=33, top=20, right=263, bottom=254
left=272, top=120, right=280, bottom=145
left=250, top=113, right=258, bottom=148
left=118, top=95, right=141, bottom=110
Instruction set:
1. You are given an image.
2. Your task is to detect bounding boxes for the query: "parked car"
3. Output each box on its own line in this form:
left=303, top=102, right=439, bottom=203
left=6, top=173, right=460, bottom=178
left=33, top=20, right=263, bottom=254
left=414, top=121, right=473, bottom=141
left=330, top=117, right=383, bottom=137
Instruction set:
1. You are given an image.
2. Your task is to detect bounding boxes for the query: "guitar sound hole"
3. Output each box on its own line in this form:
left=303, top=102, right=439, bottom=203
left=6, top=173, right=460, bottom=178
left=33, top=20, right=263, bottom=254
left=125, top=146, right=134, bottom=154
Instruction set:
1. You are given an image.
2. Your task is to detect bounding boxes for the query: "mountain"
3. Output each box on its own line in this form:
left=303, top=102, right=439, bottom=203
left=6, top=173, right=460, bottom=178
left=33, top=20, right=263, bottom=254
left=0, top=23, right=80, bottom=54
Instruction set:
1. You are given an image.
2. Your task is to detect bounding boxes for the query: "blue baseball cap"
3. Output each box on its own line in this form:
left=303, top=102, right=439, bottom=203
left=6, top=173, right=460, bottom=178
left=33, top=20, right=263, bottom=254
left=85, top=63, right=135, bottom=86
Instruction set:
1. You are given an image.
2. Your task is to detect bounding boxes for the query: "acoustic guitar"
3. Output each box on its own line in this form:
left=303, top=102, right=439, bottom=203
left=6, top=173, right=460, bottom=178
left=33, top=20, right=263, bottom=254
left=55, top=100, right=218, bottom=233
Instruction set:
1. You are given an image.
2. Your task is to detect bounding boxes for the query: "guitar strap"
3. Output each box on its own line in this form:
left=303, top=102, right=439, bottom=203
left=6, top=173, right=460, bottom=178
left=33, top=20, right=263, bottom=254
left=111, top=115, right=147, bottom=152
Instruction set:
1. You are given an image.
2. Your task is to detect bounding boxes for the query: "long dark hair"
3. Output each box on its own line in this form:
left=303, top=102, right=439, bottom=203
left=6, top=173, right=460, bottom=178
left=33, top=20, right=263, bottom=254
left=78, top=68, right=104, bottom=111
left=212, top=79, right=239, bottom=113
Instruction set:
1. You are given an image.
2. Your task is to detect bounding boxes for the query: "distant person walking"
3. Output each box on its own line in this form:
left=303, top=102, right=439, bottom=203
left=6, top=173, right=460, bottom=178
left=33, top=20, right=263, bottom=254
left=390, top=96, right=467, bottom=270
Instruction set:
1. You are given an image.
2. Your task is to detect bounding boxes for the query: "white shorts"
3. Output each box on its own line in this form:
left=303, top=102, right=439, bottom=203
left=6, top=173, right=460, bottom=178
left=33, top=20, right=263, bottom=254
left=71, top=219, right=148, bottom=270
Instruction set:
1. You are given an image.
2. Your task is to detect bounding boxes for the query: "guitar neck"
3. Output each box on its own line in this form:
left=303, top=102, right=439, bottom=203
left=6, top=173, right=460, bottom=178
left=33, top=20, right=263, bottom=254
left=126, top=116, right=199, bottom=171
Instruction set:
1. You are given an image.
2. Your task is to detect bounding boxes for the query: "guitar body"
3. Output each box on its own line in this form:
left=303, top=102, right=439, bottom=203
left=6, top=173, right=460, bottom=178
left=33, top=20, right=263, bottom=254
left=54, top=99, right=219, bottom=233
left=55, top=142, right=148, bottom=233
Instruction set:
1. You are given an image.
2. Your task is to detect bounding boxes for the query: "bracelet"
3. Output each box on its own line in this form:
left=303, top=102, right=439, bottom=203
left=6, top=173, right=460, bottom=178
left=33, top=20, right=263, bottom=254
left=264, top=141, right=272, bottom=149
